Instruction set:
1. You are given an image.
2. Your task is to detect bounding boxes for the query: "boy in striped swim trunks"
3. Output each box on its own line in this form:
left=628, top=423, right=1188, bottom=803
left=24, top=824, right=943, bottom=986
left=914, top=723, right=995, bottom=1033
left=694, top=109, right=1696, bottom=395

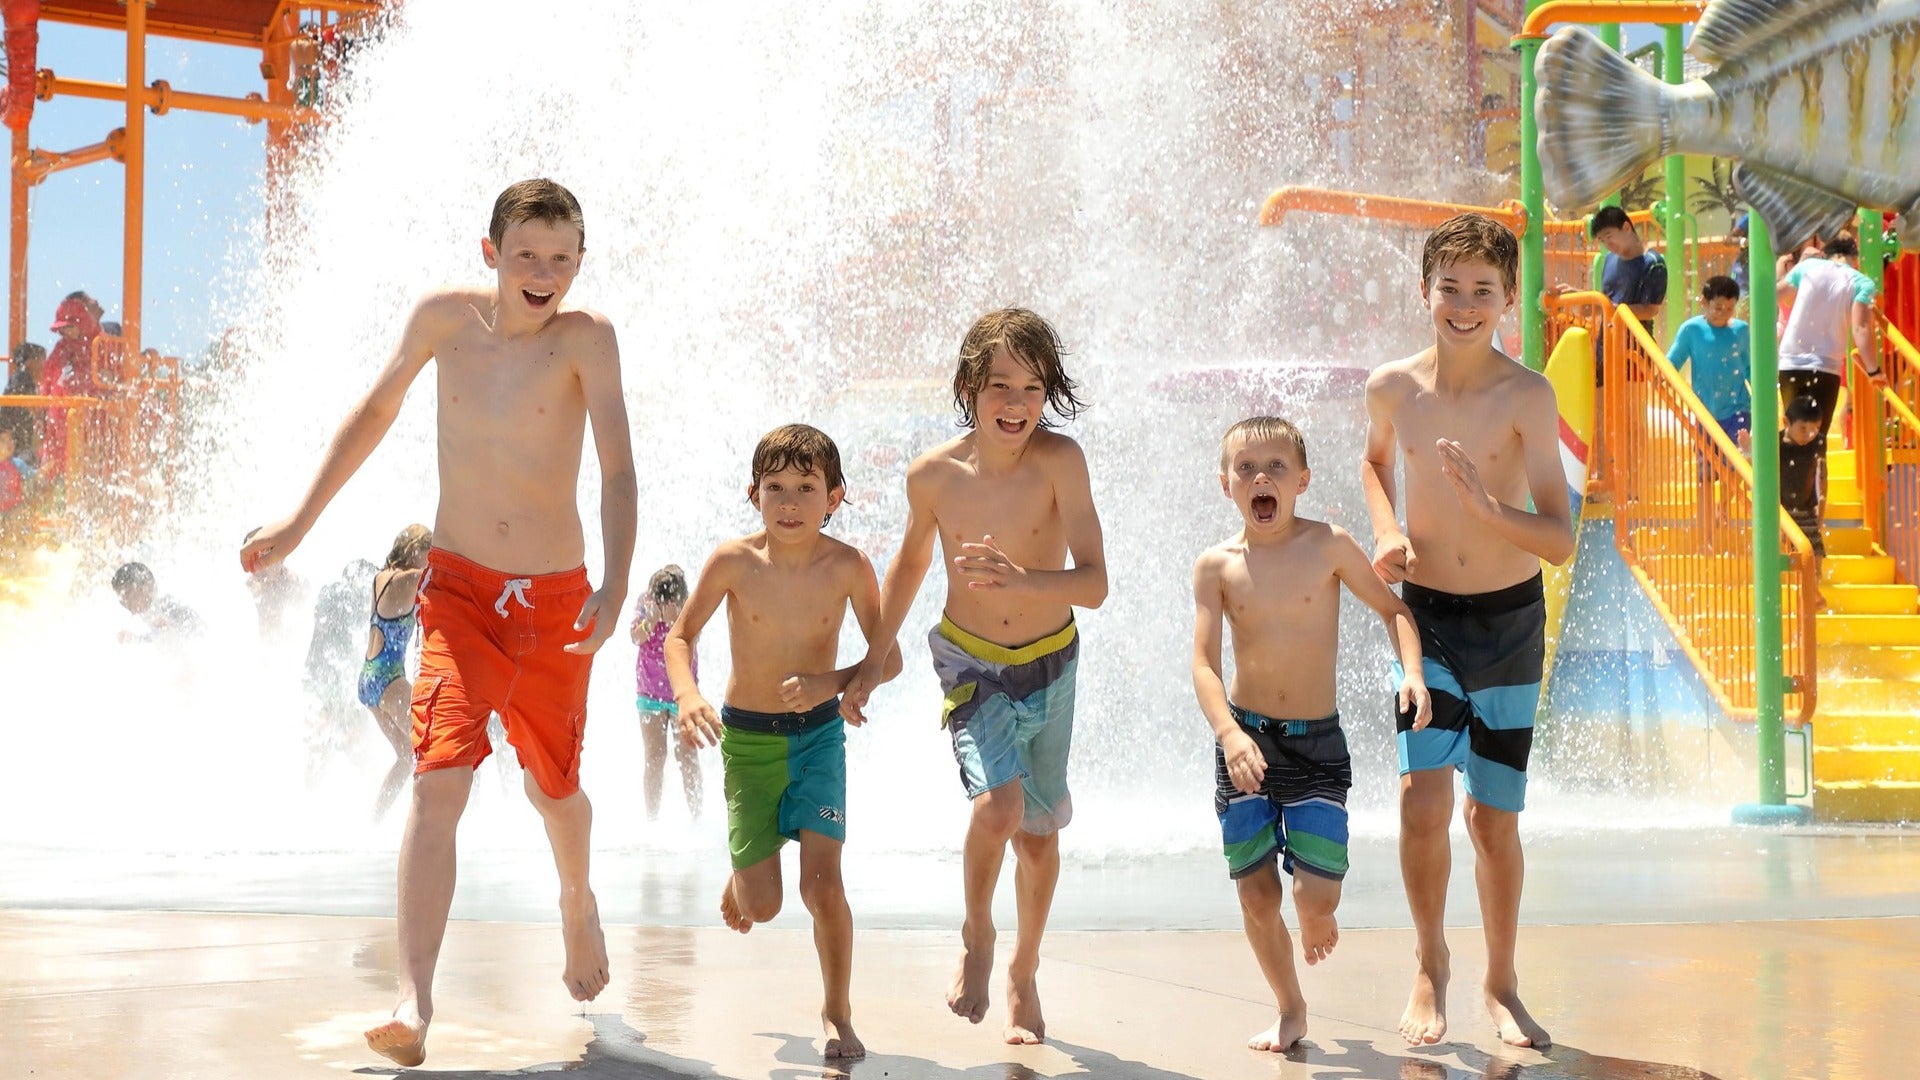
left=844, top=308, right=1107, bottom=1046
left=665, top=424, right=901, bottom=1063
left=1192, top=416, right=1430, bottom=1053
left=1362, top=214, right=1574, bottom=1050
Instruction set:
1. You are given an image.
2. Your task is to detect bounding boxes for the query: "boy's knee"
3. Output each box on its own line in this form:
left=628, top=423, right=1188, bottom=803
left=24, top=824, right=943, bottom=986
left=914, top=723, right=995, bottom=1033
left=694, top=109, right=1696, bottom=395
left=1292, top=872, right=1342, bottom=917
left=1464, top=800, right=1519, bottom=848
left=971, top=786, right=1025, bottom=838
left=1400, top=779, right=1453, bottom=833
left=799, top=870, right=845, bottom=914
left=736, top=878, right=784, bottom=923
left=1235, top=867, right=1285, bottom=913
left=1009, top=827, right=1057, bottom=861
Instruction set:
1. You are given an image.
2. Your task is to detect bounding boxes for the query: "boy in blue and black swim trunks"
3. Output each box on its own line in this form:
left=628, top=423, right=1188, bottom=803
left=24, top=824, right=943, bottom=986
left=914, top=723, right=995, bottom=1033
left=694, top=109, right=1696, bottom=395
left=844, top=308, right=1107, bottom=1046
left=1192, top=416, right=1430, bottom=1054
left=1363, top=214, right=1574, bottom=1050
left=664, top=424, right=900, bottom=1063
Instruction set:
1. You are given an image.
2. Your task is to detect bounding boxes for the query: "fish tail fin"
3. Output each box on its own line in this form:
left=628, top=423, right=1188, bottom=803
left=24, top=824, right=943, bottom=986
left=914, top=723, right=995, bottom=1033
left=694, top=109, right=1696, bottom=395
left=1535, top=27, right=1672, bottom=214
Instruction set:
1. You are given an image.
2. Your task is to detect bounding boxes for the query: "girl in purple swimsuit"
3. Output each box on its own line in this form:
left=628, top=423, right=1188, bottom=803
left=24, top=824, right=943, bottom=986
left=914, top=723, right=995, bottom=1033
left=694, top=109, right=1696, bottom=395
left=631, top=564, right=702, bottom=820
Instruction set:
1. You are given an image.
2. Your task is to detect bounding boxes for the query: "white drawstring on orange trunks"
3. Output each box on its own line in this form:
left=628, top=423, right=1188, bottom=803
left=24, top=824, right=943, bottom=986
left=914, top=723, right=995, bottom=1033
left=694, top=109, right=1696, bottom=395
left=495, top=578, right=534, bottom=617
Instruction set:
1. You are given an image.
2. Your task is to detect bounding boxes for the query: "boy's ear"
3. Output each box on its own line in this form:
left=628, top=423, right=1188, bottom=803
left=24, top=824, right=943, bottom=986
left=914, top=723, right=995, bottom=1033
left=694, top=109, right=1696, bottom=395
left=1218, top=472, right=1231, bottom=499
left=745, top=482, right=760, bottom=509
left=480, top=236, right=500, bottom=269
left=827, top=485, right=846, bottom=515
left=1296, top=466, right=1311, bottom=492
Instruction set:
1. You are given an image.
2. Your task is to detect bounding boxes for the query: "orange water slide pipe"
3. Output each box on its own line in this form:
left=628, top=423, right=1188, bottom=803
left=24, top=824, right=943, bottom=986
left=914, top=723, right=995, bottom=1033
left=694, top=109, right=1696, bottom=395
left=1261, top=186, right=1528, bottom=235
left=37, top=72, right=319, bottom=125
left=1517, top=0, right=1707, bottom=38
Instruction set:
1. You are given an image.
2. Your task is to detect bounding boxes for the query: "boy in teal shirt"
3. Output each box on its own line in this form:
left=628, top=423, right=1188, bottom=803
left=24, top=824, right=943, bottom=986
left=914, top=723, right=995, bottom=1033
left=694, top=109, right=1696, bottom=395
left=1666, top=275, right=1753, bottom=451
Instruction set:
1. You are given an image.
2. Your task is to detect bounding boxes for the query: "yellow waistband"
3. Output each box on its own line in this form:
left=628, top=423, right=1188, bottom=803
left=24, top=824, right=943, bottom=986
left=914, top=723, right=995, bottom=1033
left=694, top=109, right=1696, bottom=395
left=937, top=615, right=1077, bottom=667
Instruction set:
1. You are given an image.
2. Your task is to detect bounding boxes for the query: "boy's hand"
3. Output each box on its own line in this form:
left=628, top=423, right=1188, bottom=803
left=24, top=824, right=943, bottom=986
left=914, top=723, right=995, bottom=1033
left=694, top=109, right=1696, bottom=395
left=565, top=589, right=624, bottom=654
left=1222, top=730, right=1267, bottom=796
left=239, top=517, right=306, bottom=574
left=1372, top=532, right=1418, bottom=584
left=679, top=695, right=722, bottom=749
left=956, top=535, right=1030, bottom=592
left=779, top=672, right=836, bottom=718
left=1399, top=679, right=1433, bottom=731
left=1437, top=439, right=1498, bottom=520
left=841, top=656, right=886, bottom=726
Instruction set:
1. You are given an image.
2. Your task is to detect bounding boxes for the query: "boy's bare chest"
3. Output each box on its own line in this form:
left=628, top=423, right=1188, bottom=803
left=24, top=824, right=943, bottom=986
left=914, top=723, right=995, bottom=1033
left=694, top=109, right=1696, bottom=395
left=1396, top=394, right=1518, bottom=473
left=936, top=468, right=1059, bottom=543
left=1224, top=553, right=1337, bottom=636
left=436, top=337, right=580, bottom=423
left=728, top=566, right=845, bottom=637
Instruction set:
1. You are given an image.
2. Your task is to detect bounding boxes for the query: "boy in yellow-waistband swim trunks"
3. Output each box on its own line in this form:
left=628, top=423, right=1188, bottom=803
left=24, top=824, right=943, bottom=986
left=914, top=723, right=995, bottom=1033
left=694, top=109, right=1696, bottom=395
left=845, top=307, right=1108, bottom=1046
left=1192, top=415, right=1429, bottom=1053
left=665, top=424, right=901, bottom=1062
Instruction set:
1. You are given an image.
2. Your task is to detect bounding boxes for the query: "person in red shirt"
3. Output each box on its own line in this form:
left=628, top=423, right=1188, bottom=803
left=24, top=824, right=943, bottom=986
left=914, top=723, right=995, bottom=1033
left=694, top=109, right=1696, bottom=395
left=41, top=294, right=103, bottom=480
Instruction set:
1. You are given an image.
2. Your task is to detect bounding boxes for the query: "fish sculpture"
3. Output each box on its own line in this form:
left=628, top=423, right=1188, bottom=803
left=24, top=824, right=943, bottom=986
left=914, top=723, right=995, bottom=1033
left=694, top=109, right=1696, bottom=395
left=1534, top=0, right=1920, bottom=251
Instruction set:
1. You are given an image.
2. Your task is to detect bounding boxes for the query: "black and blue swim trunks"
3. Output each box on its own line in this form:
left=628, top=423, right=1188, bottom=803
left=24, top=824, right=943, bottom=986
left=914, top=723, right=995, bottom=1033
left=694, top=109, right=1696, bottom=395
left=1393, top=573, right=1545, bottom=813
left=1214, top=707, right=1352, bottom=880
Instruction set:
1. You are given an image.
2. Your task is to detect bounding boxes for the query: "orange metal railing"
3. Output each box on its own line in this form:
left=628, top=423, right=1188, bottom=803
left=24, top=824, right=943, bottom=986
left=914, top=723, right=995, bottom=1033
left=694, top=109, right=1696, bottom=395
left=1849, top=313, right=1920, bottom=585
left=1260, top=187, right=1527, bottom=232
left=1599, top=309, right=1820, bottom=725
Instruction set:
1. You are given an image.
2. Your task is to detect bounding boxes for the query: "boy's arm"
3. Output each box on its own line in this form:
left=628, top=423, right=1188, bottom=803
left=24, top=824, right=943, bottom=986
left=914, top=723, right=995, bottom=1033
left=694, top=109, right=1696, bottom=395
left=843, top=458, right=941, bottom=713
left=664, top=548, right=734, bottom=749
left=1852, top=300, right=1884, bottom=383
left=1330, top=527, right=1432, bottom=729
left=955, top=438, right=1107, bottom=608
left=1434, top=378, right=1575, bottom=565
left=565, top=315, right=638, bottom=655
left=1361, top=368, right=1416, bottom=583
left=239, top=295, right=443, bottom=572
left=783, top=550, right=905, bottom=724
left=1191, top=552, right=1264, bottom=796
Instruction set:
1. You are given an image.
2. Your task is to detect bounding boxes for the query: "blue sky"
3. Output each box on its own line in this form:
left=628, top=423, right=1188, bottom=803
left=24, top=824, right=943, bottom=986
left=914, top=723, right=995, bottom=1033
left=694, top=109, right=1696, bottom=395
left=6, top=23, right=265, bottom=359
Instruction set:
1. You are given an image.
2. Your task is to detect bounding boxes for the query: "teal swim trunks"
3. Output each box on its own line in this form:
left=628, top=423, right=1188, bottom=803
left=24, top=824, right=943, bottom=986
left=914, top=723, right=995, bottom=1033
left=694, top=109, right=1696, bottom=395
left=928, top=616, right=1078, bottom=835
left=720, top=698, right=847, bottom=870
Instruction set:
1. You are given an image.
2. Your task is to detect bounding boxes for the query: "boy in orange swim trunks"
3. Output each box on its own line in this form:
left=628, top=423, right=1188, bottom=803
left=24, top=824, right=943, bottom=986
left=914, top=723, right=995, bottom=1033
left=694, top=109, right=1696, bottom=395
left=240, top=179, right=637, bottom=1069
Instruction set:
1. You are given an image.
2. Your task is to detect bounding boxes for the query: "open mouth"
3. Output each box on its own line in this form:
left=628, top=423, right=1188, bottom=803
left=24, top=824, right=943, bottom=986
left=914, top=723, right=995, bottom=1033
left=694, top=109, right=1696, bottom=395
left=1251, top=494, right=1278, bottom=523
left=1445, top=318, right=1478, bottom=334
left=523, top=289, right=554, bottom=309
left=776, top=518, right=804, bottom=529
left=995, top=418, right=1028, bottom=435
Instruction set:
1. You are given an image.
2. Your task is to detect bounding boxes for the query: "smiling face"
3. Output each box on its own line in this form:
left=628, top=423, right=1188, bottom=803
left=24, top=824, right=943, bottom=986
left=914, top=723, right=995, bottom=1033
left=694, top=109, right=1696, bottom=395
left=1220, top=434, right=1309, bottom=533
left=971, top=345, right=1048, bottom=448
left=748, top=465, right=844, bottom=541
left=1423, top=256, right=1514, bottom=349
left=482, top=217, right=583, bottom=326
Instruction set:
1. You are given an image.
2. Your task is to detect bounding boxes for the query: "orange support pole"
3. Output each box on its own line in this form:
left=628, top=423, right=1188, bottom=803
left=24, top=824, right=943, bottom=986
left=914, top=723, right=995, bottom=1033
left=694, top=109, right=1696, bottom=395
left=9, top=124, right=26, bottom=351
left=123, top=0, right=145, bottom=360
left=38, top=72, right=318, bottom=125
left=1516, top=0, right=1706, bottom=37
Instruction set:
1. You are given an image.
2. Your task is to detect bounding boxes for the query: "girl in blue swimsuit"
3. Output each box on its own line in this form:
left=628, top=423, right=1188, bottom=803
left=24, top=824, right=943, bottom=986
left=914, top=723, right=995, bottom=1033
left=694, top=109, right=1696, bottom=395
left=361, top=524, right=432, bottom=818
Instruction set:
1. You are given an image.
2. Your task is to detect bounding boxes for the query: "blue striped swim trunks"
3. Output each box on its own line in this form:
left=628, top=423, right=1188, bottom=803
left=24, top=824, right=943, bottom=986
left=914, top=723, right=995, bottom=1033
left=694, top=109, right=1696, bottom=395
left=929, top=616, right=1079, bottom=836
left=1393, top=573, right=1545, bottom=813
left=1214, top=707, right=1351, bottom=880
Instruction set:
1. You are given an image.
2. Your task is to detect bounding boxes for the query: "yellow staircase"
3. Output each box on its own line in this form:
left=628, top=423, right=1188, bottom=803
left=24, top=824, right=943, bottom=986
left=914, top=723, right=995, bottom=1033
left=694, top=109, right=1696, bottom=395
left=1811, top=447, right=1920, bottom=823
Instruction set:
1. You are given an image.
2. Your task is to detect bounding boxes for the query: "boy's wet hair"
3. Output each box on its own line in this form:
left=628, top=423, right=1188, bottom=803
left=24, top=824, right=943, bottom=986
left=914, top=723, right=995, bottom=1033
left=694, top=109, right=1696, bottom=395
left=648, top=564, right=689, bottom=605
left=750, top=424, right=845, bottom=525
left=1422, top=213, right=1519, bottom=296
left=1823, top=235, right=1859, bottom=260
left=1588, top=205, right=1633, bottom=238
left=489, top=178, right=585, bottom=251
left=111, top=562, right=154, bottom=593
left=1701, top=275, right=1739, bottom=303
left=1785, top=394, right=1823, bottom=425
left=384, top=524, right=433, bottom=570
left=1220, top=416, right=1308, bottom=471
left=10, top=341, right=44, bottom=367
left=951, top=308, right=1086, bottom=429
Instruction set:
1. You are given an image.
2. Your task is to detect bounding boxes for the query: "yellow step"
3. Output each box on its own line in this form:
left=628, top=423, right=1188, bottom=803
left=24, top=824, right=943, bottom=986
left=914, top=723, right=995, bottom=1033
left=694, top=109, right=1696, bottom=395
left=1824, top=497, right=1863, bottom=520
left=1814, top=780, right=1920, bottom=824
left=1822, top=582, right=1920, bottom=615
left=1823, top=527, right=1880, bottom=556
left=1817, top=614, right=1920, bottom=646
left=1815, top=708, right=1920, bottom=743
left=1827, top=454, right=1856, bottom=481
left=1812, top=680, right=1920, bottom=714
left=1824, top=555, right=1898, bottom=584
left=1819, top=645, right=1920, bottom=680
left=1813, top=745, right=1920, bottom=783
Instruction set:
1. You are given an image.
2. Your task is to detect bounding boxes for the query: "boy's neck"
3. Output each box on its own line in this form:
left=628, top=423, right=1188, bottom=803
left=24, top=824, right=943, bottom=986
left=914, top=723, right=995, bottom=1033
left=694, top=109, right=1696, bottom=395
left=1431, top=340, right=1504, bottom=385
left=1242, top=514, right=1304, bottom=546
left=489, top=292, right=556, bottom=339
left=968, top=429, right=1035, bottom=473
left=761, top=529, right=825, bottom=566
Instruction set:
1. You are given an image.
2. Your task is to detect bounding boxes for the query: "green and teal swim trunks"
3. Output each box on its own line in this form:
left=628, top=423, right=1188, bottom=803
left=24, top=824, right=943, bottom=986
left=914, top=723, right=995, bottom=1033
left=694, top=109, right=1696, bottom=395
left=1214, top=707, right=1352, bottom=880
left=720, top=698, right=847, bottom=870
left=929, top=616, right=1079, bottom=835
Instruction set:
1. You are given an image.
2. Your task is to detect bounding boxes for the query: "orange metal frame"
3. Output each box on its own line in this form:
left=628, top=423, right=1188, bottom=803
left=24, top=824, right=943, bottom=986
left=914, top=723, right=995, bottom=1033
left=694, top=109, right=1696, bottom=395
left=1849, top=313, right=1920, bottom=585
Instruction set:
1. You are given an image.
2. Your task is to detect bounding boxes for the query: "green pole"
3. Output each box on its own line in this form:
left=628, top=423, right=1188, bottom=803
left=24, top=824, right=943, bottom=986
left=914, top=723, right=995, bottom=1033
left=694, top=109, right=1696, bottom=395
left=1859, top=208, right=1887, bottom=292
left=1662, top=25, right=1687, bottom=334
left=1741, top=211, right=1793, bottom=817
left=1518, top=9, right=1547, bottom=373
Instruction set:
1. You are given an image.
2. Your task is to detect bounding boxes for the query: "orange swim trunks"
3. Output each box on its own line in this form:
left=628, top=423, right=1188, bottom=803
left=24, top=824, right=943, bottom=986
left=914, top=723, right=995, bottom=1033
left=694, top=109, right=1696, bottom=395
left=410, top=548, right=595, bottom=799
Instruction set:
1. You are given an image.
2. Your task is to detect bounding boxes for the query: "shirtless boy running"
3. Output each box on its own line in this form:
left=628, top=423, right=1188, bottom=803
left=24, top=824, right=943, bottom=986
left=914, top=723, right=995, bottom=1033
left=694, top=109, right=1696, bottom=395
left=1192, top=415, right=1429, bottom=1053
left=1361, top=213, right=1572, bottom=1049
left=844, top=307, right=1107, bottom=1045
left=240, top=179, right=637, bottom=1068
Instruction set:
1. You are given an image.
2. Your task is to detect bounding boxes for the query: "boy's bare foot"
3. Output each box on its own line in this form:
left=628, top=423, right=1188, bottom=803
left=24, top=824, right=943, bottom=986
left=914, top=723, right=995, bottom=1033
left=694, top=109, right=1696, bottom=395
left=947, top=924, right=994, bottom=1023
left=560, top=890, right=610, bottom=1001
left=1247, top=1012, right=1307, bottom=1052
left=364, top=1002, right=428, bottom=1068
left=1398, top=954, right=1449, bottom=1046
left=720, top=882, right=752, bottom=934
left=1299, top=909, right=1339, bottom=966
left=1486, top=987, right=1550, bottom=1048
left=1004, top=972, right=1044, bottom=1045
left=823, top=1013, right=866, bottom=1060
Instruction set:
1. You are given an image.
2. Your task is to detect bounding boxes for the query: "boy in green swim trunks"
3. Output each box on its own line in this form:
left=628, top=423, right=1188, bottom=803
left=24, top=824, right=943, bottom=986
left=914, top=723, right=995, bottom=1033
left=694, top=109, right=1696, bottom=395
left=844, top=308, right=1107, bottom=1046
left=1193, top=415, right=1429, bottom=1054
left=1363, top=213, right=1573, bottom=1050
left=664, top=423, right=900, bottom=1063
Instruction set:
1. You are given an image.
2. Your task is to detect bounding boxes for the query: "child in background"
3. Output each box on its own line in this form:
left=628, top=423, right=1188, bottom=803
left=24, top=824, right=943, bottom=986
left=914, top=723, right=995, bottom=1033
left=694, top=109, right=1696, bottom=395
left=1779, top=395, right=1828, bottom=608
left=631, top=564, right=703, bottom=820
left=1666, top=275, right=1753, bottom=452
